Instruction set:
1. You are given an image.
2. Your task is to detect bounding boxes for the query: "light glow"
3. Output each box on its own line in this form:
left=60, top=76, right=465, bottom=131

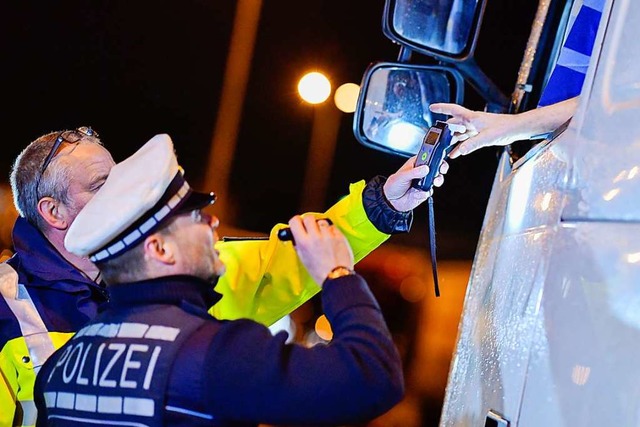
left=540, top=192, right=553, bottom=211
left=613, top=170, right=627, bottom=183
left=314, top=315, right=333, bottom=341
left=626, top=252, right=640, bottom=263
left=506, top=162, right=535, bottom=232
left=334, top=83, right=360, bottom=113
left=603, top=188, right=620, bottom=201
left=298, top=72, right=331, bottom=104
left=400, top=275, right=428, bottom=302
left=386, top=122, right=425, bottom=153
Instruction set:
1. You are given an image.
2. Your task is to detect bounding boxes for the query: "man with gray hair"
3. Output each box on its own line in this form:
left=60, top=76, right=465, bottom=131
left=35, top=134, right=404, bottom=426
left=1, top=128, right=114, bottom=426
left=1, top=127, right=441, bottom=426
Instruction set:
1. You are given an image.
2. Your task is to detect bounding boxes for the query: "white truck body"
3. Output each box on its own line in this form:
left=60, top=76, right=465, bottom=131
left=440, top=0, right=640, bottom=425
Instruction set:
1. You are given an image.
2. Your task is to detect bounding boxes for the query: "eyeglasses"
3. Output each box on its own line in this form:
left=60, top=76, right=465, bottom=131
left=36, top=126, right=99, bottom=196
left=190, top=209, right=212, bottom=225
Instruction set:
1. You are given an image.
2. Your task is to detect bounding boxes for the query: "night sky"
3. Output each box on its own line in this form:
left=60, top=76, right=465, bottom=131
left=2, top=0, right=537, bottom=258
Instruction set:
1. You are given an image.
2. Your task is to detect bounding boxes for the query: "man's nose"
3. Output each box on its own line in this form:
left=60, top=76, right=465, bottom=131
left=208, top=214, right=220, bottom=230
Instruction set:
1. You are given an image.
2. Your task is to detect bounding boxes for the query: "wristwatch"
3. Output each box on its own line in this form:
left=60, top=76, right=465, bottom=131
left=326, top=266, right=355, bottom=280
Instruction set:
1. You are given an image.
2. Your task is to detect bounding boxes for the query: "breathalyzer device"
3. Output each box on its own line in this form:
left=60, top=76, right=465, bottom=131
left=412, top=121, right=460, bottom=191
left=411, top=120, right=463, bottom=297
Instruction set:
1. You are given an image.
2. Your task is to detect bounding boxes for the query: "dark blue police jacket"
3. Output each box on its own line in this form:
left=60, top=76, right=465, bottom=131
left=3, top=217, right=108, bottom=332
left=35, top=273, right=404, bottom=426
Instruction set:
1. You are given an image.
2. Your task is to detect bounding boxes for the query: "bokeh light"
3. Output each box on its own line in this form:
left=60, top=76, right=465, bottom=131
left=399, top=275, right=428, bottom=302
left=314, top=314, right=333, bottom=341
left=298, top=72, right=331, bottom=104
left=334, top=82, right=360, bottom=113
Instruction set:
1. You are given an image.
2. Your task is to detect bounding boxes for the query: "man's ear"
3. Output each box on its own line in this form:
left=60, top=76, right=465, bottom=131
left=143, top=233, right=176, bottom=265
left=37, top=197, right=69, bottom=231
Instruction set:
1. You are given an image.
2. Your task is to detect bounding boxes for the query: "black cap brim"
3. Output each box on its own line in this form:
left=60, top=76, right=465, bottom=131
left=176, top=190, right=216, bottom=213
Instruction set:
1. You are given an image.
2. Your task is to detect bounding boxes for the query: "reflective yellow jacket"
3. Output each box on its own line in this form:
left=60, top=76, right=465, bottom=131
left=0, top=179, right=395, bottom=426
left=211, top=180, right=389, bottom=324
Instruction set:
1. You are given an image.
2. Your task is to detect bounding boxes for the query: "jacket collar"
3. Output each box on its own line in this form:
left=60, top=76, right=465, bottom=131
left=11, top=217, right=95, bottom=286
left=108, top=275, right=222, bottom=310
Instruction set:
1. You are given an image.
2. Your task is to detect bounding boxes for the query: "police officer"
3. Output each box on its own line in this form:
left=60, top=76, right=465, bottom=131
left=35, top=134, right=404, bottom=426
left=3, top=127, right=438, bottom=426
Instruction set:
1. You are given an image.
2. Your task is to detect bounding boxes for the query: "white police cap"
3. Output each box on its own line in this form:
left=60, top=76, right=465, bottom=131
left=64, top=134, right=215, bottom=262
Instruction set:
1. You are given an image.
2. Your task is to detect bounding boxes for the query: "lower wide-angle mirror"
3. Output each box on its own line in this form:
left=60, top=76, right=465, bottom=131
left=353, top=62, right=464, bottom=157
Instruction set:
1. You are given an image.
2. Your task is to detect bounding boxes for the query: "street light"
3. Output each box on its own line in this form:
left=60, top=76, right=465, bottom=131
left=297, top=72, right=359, bottom=212
left=298, top=72, right=331, bottom=104
left=334, top=83, right=360, bottom=113
left=297, top=71, right=338, bottom=211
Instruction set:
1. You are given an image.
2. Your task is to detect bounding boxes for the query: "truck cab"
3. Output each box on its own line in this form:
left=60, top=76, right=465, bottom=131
left=354, top=0, right=640, bottom=425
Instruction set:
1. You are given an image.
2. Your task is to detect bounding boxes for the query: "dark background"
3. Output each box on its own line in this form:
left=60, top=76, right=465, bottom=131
left=0, top=2, right=543, bottom=425
left=1, top=0, right=538, bottom=258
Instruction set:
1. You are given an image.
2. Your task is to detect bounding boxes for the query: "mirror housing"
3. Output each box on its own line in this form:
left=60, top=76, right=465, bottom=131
left=382, top=0, right=485, bottom=61
left=353, top=62, right=464, bottom=157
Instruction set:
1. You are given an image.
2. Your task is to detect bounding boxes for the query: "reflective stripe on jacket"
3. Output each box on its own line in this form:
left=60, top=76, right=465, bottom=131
left=36, top=275, right=403, bottom=426
left=0, top=221, right=105, bottom=427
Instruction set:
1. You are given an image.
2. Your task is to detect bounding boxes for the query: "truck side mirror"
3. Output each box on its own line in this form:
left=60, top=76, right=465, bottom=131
left=382, top=0, right=485, bottom=61
left=353, top=62, right=464, bottom=157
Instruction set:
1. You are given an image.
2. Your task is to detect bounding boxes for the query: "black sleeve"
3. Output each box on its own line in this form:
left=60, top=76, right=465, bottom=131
left=362, top=175, right=413, bottom=234
left=202, top=274, right=404, bottom=426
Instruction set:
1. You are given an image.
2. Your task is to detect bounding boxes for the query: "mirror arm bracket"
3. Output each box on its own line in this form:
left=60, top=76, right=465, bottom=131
left=397, top=46, right=413, bottom=63
left=456, top=59, right=509, bottom=113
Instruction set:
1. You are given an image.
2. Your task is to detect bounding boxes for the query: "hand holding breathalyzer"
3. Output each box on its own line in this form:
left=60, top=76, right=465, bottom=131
left=409, top=121, right=464, bottom=298
left=411, top=121, right=464, bottom=192
left=383, top=156, right=448, bottom=212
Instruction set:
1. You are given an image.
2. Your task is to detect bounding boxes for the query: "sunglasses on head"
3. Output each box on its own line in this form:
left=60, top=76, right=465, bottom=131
left=36, top=126, right=99, bottom=196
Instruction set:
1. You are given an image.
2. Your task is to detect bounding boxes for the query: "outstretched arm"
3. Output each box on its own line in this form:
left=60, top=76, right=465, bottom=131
left=211, top=161, right=444, bottom=326
left=429, top=97, right=579, bottom=158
